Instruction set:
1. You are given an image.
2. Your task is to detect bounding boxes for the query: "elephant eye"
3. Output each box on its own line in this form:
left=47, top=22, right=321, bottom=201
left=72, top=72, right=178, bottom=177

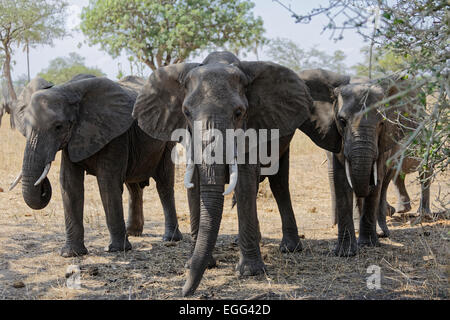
left=338, top=116, right=347, bottom=128
left=234, top=107, right=244, bottom=120
left=183, top=107, right=191, bottom=118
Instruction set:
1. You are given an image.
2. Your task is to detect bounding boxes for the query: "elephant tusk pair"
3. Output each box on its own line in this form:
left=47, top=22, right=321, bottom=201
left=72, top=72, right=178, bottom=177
left=9, top=172, right=22, bottom=191
left=34, top=163, right=51, bottom=186
left=345, top=160, right=378, bottom=189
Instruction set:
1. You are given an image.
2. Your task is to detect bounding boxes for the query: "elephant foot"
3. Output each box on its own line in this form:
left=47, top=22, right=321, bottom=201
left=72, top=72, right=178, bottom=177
left=126, top=224, right=143, bottom=237
left=235, top=256, right=266, bottom=276
left=185, top=255, right=217, bottom=269
left=334, top=237, right=357, bottom=257
left=396, top=202, right=411, bottom=214
left=279, top=235, right=303, bottom=253
left=162, top=227, right=183, bottom=242
left=358, top=234, right=379, bottom=248
left=60, top=244, right=88, bottom=258
left=104, top=238, right=132, bottom=253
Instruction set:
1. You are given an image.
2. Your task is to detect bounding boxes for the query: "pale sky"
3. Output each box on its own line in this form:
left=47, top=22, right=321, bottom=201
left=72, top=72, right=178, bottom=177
left=9, top=0, right=368, bottom=81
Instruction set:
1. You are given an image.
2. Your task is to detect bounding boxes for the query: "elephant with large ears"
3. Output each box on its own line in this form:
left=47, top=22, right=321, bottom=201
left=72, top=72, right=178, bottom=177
left=311, top=76, right=421, bottom=256
left=132, top=51, right=341, bottom=296
left=12, top=74, right=182, bottom=257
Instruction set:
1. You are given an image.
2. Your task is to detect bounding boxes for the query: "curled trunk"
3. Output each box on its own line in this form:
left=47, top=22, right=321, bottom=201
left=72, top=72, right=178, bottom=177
left=21, top=142, right=52, bottom=210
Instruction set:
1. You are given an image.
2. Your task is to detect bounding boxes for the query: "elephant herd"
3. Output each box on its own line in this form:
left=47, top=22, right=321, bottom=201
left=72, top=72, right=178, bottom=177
left=0, top=51, right=432, bottom=296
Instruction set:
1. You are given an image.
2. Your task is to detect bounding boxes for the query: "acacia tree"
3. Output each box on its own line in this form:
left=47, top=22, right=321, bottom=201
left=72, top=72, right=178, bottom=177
left=0, top=0, right=68, bottom=100
left=80, top=0, right=266, bottom=71
left=275, top=0, right=449, bottom=203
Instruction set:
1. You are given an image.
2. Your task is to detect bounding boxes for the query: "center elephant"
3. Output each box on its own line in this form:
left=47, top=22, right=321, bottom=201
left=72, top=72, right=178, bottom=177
left=13, top=74, right=182, bottom=257
left=132, top=51, right=340, bottom=296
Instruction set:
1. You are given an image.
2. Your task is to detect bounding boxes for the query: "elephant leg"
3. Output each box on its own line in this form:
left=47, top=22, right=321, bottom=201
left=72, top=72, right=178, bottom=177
left=330, top=153, right=357, bottom=256
left=96, top=140, right=131, bottom=253
left=359, top=185, right=382, bottom=247
left=125, top=182, right=144, bottom=237
left=417, top=168, right=432, bottom=216
left=393, top=174, right=411, bottom=213
left=154, top=152, right=182, bottom=242
left=185, top=166, right=216, bottom=269
left=377, top=170, right=395, bottom=238
left=60, top=150, right=88, bottom=257
left=268, top=149, right=302, bottom=252
left=235, top=164, right=266, bottom=276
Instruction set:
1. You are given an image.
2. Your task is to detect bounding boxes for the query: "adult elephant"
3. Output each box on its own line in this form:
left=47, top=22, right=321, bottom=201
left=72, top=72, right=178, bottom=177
left=132, top=51, right=341, bottom=296
left=312, top=77, right=424, bottom=256
left=11, top=74, right=182, bottom=257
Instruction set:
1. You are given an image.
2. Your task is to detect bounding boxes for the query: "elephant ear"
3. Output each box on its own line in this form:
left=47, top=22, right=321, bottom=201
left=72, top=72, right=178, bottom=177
left=378, top=79, right=419, bottom=152
left=132, top=63, right=200, bottom=141
left=14, top=77, right=54, bottom=135
left=297, top=69, right=350, bottom=153
left=66, top=77, right=136, bottom=162
left=240, top=61, right=313, bottom=137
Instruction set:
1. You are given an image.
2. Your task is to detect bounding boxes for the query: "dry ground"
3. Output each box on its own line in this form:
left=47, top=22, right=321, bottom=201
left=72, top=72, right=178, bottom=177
left=0, top=114, right=448, bottom=300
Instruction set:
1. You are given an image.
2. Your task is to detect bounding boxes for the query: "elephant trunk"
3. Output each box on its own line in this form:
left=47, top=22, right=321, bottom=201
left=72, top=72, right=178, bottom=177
left=182, top=183, right=224, bottom=296
left=21, top=135, right=53, bottom=210
left=347, top=142, right=377, bottom=198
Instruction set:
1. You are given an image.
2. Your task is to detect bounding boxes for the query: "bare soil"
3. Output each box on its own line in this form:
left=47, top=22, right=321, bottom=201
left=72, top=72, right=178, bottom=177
left=0, top=115, right=448, bottom=300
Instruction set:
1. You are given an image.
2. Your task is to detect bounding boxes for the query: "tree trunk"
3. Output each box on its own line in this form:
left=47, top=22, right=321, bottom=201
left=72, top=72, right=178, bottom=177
left=3, top=47, right=17, bottom=101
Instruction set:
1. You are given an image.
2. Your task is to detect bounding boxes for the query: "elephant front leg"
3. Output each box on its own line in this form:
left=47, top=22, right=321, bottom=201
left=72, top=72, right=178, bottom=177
left=235, top=164, right=266, bottom=276
left=60, top=150, right=88, bottom=257
left=97, top=176, right=131, bottom=253
left=377, top=170, right=395, bottom=238
left=125, top=182, right=144, bottom=236
left=155, top=160, right=182, bottom=242
left=359, top=186, right=382, bottom=247
left=268, top=149, right=302, bottom=252
left=330, top=154, right=358, bottom=256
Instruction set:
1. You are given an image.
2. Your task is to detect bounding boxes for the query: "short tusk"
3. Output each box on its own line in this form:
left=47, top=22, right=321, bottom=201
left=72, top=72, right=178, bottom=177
left=373, top=162, right=378, bottom=186
left=223, top=159, right=238, bottom=196
left=184, top=163, right=195, bottom=189
left=9, top=172, right=22, bottom=191
left=345, top=159, right=353, bottom=189
left=34, top=163, right=51, bottom=186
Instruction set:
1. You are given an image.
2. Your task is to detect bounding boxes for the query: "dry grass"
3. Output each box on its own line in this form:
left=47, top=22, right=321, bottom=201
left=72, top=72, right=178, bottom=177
left=0, top=114, right=448, bottom=300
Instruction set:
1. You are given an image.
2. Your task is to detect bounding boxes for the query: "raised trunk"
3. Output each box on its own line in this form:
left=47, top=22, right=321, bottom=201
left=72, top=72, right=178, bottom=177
left=21, top=142, right=52, bottom=210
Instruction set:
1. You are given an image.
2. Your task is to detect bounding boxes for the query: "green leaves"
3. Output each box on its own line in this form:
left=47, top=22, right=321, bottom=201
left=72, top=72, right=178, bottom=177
left=80, top=0, right=265, bottom=71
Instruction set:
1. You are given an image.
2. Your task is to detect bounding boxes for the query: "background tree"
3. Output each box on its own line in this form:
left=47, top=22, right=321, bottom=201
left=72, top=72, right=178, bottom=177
left=80, top=0, right=266, bottom=71
left=265, top=37, right=347, bottom=74
left=0, top=0, right=68, bottom=101
left=352, top=45, right=410, bottom=78
left=38, top=52, right=105, bottom=85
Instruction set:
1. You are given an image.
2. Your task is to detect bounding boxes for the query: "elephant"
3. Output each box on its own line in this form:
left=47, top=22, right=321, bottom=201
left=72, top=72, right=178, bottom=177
left=132, top=51, right=341, bottom=296
left=309, top=76, right=427, bottom=256
left=11, top=74, right=182, bottom=257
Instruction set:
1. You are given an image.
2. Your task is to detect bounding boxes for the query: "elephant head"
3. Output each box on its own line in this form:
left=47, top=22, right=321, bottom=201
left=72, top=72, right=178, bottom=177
left=311, top=74, right=417, bottom=198
left=0, top=78, right=54, bottom=135
left=132, top=51, right=340, bottom=296
left=19, top=75, right=137, bottom=210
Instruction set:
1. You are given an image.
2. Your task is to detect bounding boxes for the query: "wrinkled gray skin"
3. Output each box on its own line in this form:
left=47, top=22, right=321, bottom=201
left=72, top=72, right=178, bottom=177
left=313, top=78, right=425, bottom=256
left=17, top=74, right=181, bottom=257
left=132, top=52, right=340, bottom=296
left=298, top=70, right=431, bottom=232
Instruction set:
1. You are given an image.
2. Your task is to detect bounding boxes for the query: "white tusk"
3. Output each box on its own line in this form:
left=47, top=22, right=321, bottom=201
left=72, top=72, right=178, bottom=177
left=223, top=159, right=238, bottom=196
left=184, top=162, right=195, bottom=189
left=373, top=162, right=378, bottom=186
left=34, top=163, right=51, bottom=186
left=9, top=172, right=22, bottom=191
left=345, top=160, right=353, bottom=189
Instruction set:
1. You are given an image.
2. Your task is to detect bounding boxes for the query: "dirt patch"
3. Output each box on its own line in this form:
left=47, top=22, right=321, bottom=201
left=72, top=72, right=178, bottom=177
left=0, top=116, right=448, bottom=300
